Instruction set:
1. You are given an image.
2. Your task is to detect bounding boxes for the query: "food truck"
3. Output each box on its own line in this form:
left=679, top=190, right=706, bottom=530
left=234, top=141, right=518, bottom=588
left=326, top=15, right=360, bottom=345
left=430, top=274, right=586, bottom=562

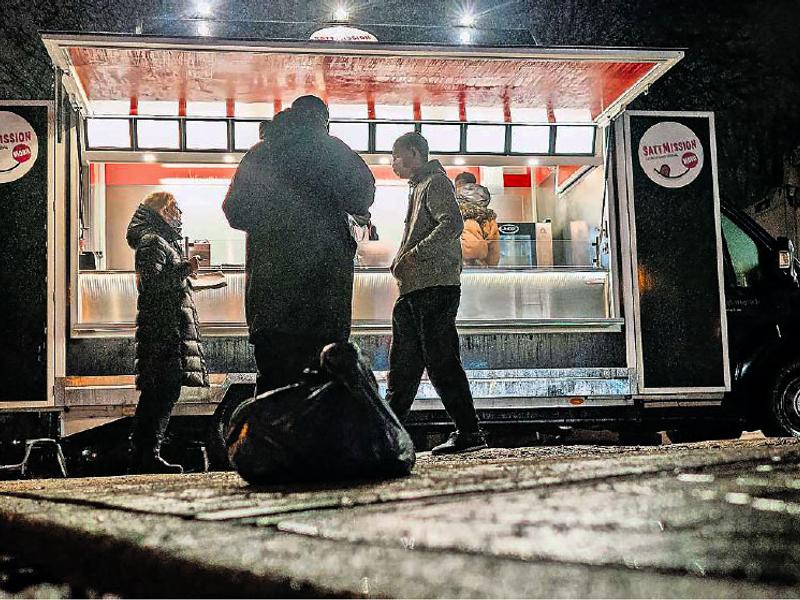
left=3, top=24, right=800, bottom=468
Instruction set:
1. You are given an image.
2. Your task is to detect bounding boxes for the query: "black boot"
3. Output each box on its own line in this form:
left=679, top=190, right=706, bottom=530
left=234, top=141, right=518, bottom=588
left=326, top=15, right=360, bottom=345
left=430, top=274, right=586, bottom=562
left=128, top=385, right=184, bottom=475
left=431, top=430, right=488, bottom=455
left=128, top=437, right=183, bottom=475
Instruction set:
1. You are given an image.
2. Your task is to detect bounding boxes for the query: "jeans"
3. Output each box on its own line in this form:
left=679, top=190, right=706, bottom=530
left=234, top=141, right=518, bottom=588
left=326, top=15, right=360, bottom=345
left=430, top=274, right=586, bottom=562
left=386, top=285, right=480, bottom=432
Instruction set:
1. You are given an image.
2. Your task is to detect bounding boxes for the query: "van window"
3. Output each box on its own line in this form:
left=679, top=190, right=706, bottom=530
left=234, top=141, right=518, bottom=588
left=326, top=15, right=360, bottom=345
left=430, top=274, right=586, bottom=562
left=721, top=215, right=763, bottom=288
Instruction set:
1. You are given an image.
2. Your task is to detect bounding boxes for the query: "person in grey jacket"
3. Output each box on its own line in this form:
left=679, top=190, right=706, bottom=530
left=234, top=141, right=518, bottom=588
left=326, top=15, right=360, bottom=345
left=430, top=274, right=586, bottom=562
left=387, top=132, right=486, bottom=455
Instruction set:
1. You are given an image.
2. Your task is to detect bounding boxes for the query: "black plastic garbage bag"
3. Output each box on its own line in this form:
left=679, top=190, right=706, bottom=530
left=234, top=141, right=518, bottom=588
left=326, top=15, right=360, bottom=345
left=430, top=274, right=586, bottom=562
left=225, top=342, right=416, bottom=485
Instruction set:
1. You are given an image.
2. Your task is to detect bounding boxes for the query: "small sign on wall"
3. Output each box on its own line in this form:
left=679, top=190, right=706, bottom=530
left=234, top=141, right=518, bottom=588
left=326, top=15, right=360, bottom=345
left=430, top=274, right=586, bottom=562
left=637, top=121, right=704, bottom=189
left=0, top=110, right=39, bottom=184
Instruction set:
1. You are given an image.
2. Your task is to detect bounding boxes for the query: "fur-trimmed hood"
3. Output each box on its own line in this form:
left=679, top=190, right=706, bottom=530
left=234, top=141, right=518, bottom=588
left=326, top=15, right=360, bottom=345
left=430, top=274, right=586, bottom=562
left=458, top=200, right=496, bottom=225
left=457, top=183, right=491, bottom=207
left=126, top=204, right=182, bottom=250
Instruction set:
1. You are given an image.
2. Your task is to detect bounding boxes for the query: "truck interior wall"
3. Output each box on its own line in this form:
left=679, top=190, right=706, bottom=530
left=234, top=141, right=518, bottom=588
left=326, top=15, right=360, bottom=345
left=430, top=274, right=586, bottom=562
left=98, top=165, right=540, bottom=271
left=66, top=331, right=626, bottom=376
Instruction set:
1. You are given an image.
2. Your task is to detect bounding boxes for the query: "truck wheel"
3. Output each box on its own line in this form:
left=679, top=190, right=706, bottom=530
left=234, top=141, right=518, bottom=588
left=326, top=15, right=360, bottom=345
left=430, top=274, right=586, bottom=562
left=768, top=361, right=800, bottom=437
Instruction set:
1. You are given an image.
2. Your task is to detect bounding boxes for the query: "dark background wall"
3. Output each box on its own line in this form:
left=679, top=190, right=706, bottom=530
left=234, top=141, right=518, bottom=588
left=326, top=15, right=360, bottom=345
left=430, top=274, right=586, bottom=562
left=1, top=0, right=798, bottom=211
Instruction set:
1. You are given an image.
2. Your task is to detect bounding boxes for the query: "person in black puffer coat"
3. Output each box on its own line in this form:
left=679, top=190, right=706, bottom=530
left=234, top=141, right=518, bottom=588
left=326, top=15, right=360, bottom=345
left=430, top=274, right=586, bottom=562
left=125, top=191, right=209, bottom=474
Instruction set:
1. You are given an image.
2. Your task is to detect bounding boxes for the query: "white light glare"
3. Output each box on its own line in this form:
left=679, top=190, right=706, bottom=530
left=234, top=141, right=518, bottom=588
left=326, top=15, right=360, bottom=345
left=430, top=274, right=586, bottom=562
left=527, top=158, right=538, bottom=166
left=222, top=154, right=236, bottom=163
left=196, top=2, right=211, bottom=16
left=459, top=29, right=472, bottom=45
left=333, top=5, right=350, bottom=21
left=460, top=12, right=476, bottom=27
left=454, top=157, right=466, bottom=165
left=197, top=21, right=211, bottom=36
left=143, top=153, right=157, bottom=163
left=379, top=156, right=391, bottom=165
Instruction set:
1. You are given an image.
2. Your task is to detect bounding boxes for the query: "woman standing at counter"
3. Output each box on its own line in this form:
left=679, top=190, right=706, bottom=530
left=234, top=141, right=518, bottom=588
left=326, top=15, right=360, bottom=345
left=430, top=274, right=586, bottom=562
left=125, top=191, right=209, bottom=474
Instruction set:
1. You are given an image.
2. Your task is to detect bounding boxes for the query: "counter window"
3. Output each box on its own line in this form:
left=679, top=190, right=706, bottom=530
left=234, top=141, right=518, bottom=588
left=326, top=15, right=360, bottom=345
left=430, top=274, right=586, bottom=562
left=186, top=120, right=229, bottom=150
left=136, top=120, right=180, bottom=149
left=86, top=119, right=131, bottom=149
left=555, top=126, right=595, bottom=155
left=421, top=124, right=462, bottom=153
left=234, top=121, right=261, bottom=150
left=375, top=123, right=415, bottom=152
left=511, top=126, right=550, bottom=154
left=466, top=125, right=506, bottom=153
left=76, top=154, right=611, bottom=331
left=329, top=122, right=369, bottom=152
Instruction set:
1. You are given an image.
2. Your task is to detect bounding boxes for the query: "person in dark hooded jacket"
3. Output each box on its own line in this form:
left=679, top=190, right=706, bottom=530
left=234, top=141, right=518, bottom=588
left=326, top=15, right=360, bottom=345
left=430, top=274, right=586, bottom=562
left=126, top=191, right=209, bottom=474
left=223, top=95, right=375, bottom=395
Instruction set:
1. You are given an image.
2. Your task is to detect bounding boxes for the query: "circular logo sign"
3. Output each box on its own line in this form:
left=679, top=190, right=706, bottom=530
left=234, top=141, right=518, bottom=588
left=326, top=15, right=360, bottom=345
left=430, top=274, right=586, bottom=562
left=0, top=111, right=38, bottom=184
left=638, top=121, right=704, bottom=189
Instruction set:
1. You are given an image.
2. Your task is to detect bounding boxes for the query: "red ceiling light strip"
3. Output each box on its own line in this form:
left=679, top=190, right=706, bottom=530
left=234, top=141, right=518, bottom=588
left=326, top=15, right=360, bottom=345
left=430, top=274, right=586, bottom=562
left=502, top=93, right=512, bottom=123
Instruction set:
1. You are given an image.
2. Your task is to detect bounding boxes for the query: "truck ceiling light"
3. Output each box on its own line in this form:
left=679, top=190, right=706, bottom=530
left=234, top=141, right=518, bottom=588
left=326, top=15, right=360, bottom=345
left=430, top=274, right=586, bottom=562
left=333, top=5, right=350, bottom=21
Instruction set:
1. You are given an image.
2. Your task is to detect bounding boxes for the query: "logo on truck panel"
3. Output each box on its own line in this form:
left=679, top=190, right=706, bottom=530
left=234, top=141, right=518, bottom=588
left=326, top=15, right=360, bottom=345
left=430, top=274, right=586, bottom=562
left=0, top=111, right=38, bottom=184
left=637, top=121, right=704, bottom=189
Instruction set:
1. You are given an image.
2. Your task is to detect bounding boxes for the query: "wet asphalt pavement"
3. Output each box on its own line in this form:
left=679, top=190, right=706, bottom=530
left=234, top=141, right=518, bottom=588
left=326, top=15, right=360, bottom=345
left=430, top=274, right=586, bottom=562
left=1, top=435, right=799, bottom=597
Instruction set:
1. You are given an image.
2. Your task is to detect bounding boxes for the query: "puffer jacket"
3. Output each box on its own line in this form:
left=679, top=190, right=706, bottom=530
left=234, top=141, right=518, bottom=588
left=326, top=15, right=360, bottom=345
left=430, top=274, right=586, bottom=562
left=223, top=116, right=375, bottom=342
left=458, top=200, right=501, bottom=267
left=126, top=204, right=209, bottom=390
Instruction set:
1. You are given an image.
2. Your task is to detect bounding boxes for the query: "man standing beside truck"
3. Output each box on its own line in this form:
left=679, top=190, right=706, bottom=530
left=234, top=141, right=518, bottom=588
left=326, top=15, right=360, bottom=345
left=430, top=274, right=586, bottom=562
left=223, top=95, right=375, bottom=395
left=387, top=132, right=487, bottom=454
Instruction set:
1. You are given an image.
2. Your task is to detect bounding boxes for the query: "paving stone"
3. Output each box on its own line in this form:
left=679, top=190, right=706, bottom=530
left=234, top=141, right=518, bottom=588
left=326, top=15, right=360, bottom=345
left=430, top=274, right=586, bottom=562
left=1, top=439, right=799, bottom=596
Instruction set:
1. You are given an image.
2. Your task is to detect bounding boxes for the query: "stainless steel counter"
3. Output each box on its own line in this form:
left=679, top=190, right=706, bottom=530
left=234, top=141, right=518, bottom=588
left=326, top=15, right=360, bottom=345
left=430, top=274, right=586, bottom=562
left=77, top=268, right=610, bottom=328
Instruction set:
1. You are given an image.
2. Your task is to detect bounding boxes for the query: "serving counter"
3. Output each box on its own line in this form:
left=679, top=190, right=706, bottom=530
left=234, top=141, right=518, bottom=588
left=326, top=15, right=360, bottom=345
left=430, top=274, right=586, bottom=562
left=77, top=267, right=611, bottom=330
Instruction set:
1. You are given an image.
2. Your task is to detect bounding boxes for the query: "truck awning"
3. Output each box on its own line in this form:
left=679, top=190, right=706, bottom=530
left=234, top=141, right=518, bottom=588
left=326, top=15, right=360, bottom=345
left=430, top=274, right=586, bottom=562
left=42, top=34, right=682, bottom=124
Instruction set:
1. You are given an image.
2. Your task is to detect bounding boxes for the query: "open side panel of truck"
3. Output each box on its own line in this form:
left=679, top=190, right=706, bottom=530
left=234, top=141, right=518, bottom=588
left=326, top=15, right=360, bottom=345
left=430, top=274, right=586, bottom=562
left=616, top=111, right=730, bottom=397
left=0, top=101, right=56, bottom=410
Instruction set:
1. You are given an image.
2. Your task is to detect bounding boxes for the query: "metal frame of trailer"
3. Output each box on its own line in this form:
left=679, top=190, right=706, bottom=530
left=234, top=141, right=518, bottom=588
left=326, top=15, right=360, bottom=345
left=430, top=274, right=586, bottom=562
left=5, top=33, right=740, bottom=440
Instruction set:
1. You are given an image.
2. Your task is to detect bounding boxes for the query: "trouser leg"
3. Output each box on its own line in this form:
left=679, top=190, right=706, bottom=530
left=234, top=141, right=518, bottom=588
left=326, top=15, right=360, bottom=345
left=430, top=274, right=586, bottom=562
left=254, top=331, right=330, bottom=396
left=130, top=380, right=182, bottom=456
left=416, top=287, right=480, bottom=433
left=386, top=295, right=426, bottom=423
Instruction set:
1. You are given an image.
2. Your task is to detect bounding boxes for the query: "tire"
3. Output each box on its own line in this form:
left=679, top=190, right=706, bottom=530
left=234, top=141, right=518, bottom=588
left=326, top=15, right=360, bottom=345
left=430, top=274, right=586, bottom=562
left=767, top=360, right=800, bottom=437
